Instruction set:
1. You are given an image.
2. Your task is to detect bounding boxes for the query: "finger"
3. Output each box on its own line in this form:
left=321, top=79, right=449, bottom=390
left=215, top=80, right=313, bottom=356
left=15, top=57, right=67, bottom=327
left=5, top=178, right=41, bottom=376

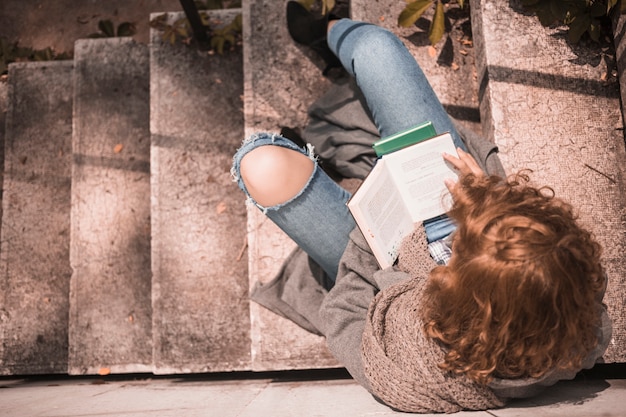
left=444, top=177, right=457, bottom=193
left=443, top=151, right=473, bottom=176
left=442, top=151, right=464, bottom=171
left=456, top=148, right=484, bottom=176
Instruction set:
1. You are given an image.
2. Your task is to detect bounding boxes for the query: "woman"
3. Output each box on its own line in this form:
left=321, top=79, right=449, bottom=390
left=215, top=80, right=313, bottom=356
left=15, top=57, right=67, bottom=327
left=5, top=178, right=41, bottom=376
left=231, top=13, right=611, bottom=413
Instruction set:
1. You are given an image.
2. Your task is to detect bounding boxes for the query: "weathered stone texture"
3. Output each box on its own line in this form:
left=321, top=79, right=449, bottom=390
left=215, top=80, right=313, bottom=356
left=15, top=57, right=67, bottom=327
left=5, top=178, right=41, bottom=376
left=242, top=0, right=341, bottom=370
left=613, top=11, right=626, bottom=138
left=0, top=61, right=74, bottom=374
left=471, top=0, right=626, bottom=361
left=0, top=80, right=7, bottom=235
left=246, top=210, right=339, bottom=370
left=352, top=0, right=481, bottom=132
left=150, top=10, right=251, bottom=373
left=69, top=38, right=153, bottom=374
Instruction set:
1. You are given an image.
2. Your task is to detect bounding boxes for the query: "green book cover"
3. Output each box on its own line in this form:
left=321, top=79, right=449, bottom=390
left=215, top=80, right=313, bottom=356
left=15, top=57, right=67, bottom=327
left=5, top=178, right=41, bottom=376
left=372, top=121, right=436, bottom=156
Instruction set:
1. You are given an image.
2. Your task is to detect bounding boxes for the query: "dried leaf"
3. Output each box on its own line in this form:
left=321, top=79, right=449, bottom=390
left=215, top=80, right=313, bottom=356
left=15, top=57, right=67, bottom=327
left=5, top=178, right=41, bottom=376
left=98, top=20, right=115, bottom=37
left=323, top=0, right=336, bottom=15
left=117, top=22, right=137, bottom=37
left=398, top=0, right=433, bottom=28
left=428, top=0, right=445, bottom=45
left=98, top=367, right=111, bottom=376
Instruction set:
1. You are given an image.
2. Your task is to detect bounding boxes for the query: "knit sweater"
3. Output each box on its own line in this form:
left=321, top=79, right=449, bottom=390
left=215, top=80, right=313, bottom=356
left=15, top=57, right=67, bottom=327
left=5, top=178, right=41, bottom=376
left=321, top=222, right=611, bottom=413
left=330, top=226, right=504, bottom=413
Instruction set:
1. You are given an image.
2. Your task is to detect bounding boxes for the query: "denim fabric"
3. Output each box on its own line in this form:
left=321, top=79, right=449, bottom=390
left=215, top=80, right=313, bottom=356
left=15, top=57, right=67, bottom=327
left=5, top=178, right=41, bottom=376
left=231, top=132, right=356, bottom=281
left=328, top=19, right=468, bottom=151
left=328, top=19, right=461, bottom=241
left=232, top=20, right=463, bottom=283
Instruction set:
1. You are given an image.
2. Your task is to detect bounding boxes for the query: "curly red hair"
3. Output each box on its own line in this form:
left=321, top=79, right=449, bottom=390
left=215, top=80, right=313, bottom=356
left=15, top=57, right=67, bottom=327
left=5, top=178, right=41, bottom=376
left=421, top=172, right=606, bottom=385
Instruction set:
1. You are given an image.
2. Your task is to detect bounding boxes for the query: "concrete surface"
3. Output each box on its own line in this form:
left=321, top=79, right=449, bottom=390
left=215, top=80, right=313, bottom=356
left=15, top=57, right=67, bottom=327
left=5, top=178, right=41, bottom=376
left=0, top=78, right=4, bottom=315
left=149, top=10, right=250, bottom=374
left=242, top=0, right=342, bottom=371
left=0, top=370, right=624, bottom=417
left=0, top=80, right=7, bottom=233
left=70, top=37, right=152, bottom=375
left=0, top=0, right=182, bottom=53
left=470, top=0, right=626, bottom=363
left=614, top=11, right=626, bottom=138
left=0, top=61, right=74, bottom=375
left=351, top=0, right=482, bottom=133
left=1, top=0, right=624, bottom=380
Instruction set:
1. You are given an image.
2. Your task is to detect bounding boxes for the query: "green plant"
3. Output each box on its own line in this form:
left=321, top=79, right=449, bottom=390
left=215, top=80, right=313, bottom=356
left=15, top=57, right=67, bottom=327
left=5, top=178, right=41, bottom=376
left=209, top=14, right=243, bottom=53
left=0, top=37, right=71, bottom=75
left=399, top=0, right=465, bottom=45
left=88, top=19, right=137, bottom=38
left=521, top=0, right=624, bottom=43
left=305, top=0, right=461, bottom=46
left=149, top=12, right=242, bottom=54
left=150, top=14, right=191, bottom=44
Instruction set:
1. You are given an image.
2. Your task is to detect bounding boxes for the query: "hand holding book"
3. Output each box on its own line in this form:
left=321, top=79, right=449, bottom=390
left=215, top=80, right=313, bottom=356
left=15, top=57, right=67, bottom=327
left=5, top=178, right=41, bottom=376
left=442, top=148, right=486, bottom=192
left=347, top=131, right=460, bottom=269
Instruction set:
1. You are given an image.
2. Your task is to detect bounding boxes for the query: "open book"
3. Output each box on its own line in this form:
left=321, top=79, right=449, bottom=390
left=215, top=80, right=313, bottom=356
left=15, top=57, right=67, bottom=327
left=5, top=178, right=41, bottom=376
left=347, top=132, right=458, bottom=269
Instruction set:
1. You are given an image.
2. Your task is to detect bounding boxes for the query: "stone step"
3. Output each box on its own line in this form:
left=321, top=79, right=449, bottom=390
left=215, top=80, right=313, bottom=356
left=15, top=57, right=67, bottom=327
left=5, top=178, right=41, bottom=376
left=0, top=79, right=7, bottom=225
left=0, top=0, right=622, bottom=377
left=68, top=38, right=152, bottom=375
left=243, top=0, right=625, bottom=370
left=0, top=61, right=74, bottom=375
left=149, top=10, right=251, bottom=374
left=615, top=12, right=626, bottom=127
left=470, top=0, right=625, bottom=363
left=351, top=0, right=480, bottom=131
left=242, top=0, right=340, bottom=371
left=241, top=0, right=480, bottom=371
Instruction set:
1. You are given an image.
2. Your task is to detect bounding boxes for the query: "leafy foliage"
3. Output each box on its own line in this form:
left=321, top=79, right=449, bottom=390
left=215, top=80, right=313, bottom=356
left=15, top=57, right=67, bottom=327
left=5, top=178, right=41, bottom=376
left=1, top=18, right=135, bottom=75
left=0, top=37, right=71, bottom=75
left=149, top=12, right=242, bottom=54
left=210, top=14, right=243, bottom=54
left=88, top=20, right=137, bottom=38
left=150, top=14, right=192, bottom=45
left=521, top=0, right=622, bottom=43
left=399, top=0, right=465, bottom=45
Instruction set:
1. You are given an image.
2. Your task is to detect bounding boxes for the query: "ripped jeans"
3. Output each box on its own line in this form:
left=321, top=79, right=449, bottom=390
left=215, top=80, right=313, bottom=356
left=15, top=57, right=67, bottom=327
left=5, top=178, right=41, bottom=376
left=231, top=19, right=465, bottom=283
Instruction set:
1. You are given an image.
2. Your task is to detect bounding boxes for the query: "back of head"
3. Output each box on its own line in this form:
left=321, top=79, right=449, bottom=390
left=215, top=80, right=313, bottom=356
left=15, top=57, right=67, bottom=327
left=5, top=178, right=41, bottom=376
left=421, top=172, right=606, bottom=384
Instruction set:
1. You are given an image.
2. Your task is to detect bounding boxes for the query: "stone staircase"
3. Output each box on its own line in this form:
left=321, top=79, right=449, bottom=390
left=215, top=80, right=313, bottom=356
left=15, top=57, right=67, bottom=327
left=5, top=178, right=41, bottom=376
left=0, top=0, right=624, bottom=376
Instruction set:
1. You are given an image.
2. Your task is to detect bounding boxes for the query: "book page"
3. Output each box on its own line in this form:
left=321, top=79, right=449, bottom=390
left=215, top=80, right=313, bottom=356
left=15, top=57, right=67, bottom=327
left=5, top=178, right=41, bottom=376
left=383, top=133, right=458, bottom=222
left=347, top=161, right=415, bottom=269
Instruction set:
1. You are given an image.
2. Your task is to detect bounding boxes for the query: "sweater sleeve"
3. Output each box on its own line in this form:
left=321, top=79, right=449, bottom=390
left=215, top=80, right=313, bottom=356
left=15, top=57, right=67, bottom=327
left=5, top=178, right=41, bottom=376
left=319, top=227, right=410, bottom=391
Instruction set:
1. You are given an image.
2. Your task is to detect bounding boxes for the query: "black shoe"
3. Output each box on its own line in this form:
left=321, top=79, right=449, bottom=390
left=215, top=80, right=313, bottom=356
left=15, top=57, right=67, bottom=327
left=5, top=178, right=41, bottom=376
left=286, top=1, right=342, bottom=75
